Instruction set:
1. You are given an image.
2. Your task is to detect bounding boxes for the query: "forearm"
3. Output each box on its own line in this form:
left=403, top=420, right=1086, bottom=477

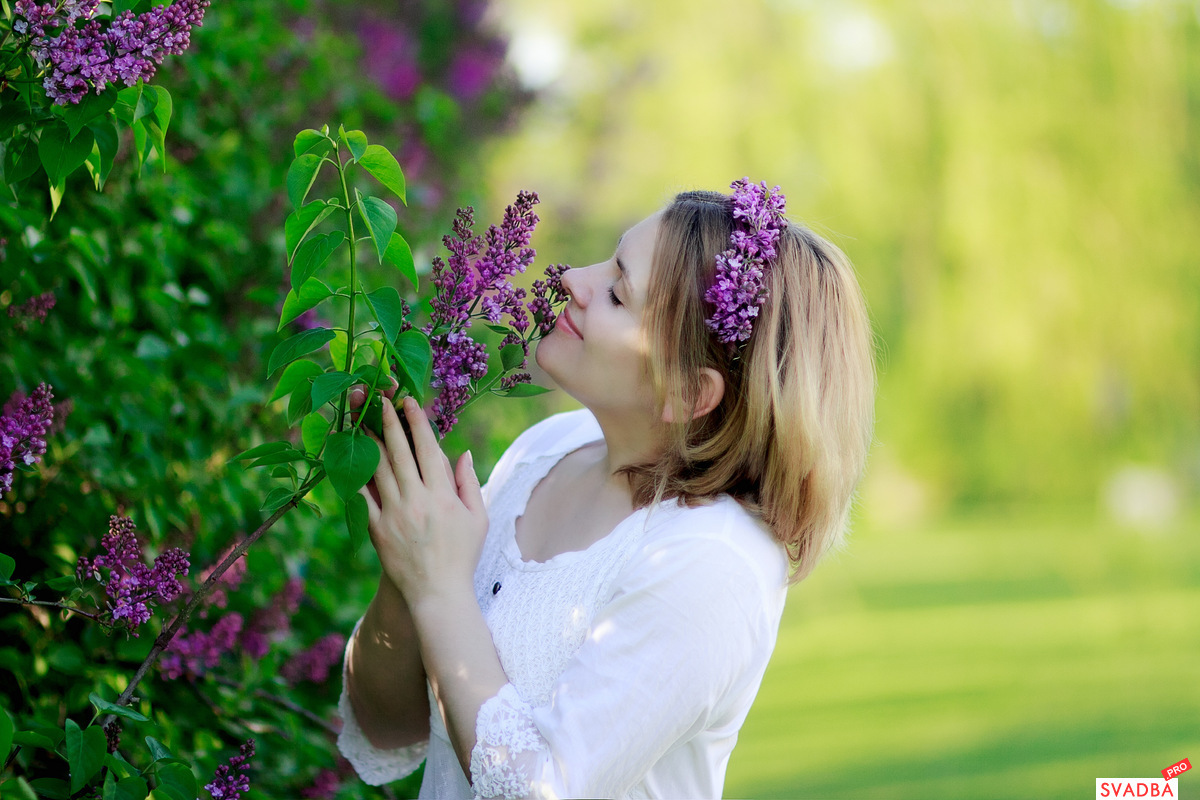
left=410, top=582, right=509, bottom=778
left=346, top=575, right=431, bottom=748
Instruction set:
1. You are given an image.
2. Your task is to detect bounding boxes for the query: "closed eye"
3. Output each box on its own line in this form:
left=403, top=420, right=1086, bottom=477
left=607, top=285, right=622, bottom=307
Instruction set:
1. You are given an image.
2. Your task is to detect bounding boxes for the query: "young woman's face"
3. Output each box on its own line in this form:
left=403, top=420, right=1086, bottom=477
left=535, top=212, right=662, bottom=419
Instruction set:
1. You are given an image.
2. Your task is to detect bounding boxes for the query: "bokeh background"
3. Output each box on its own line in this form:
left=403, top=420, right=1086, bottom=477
left=477, top=0, right=1200, bottom=796
left=2, top=0, right=1197, bottom=797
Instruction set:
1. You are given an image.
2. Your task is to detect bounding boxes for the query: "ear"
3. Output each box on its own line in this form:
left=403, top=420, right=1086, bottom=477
left=660, top=368, right=726, bottom=424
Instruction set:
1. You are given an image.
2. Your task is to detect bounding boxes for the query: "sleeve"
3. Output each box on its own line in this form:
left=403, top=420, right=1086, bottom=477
left=468, top=526, right=783, bottom=800
left=336, top=618, right=429, bottom=786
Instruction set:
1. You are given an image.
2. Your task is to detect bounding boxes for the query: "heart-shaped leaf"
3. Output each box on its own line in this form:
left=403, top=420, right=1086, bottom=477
left=345, top=493, right=369, bottom=552
left=310, top=371, right=358, bottom=410
left=358, top=144, right=406, bottom=205
left=500, top=343, right=526, bottom=372
left=261, top=487, right=295, bottom=513
left=323, top=430, right=380, bottom=501
left=88, top=693, right=148, bottom=723
left=278, top=278, right=334, bottom=331
left=355, top=191, right=397, bottom=264
left=365, top=286, right=408, bottom=345
left=285, top=201, right=335, bottom=262
left=287, top=381, right=314, bottom=426
left=384, top=232, right=418, bottom=288
left=269, top=360, right=324, bottom=403
left=290, top=231, right=344, bottom=291
left=267, top=328, right=336, bottom=377
left=65, top=719, right=106, bottom=794
left=39, top=121, right=94, bottom=186
left=293, top=128, right=330, bottom=158
left=301, top=412, right=330, bottom=456
left=64, top=87, right=117, bottom=139
left=154, top=762, right=196, bottom=800
left=389, top=329, right=432, bottom=404
left=338, top=126, right=368, bottom=162
left=287, top=153, right=323, bottom=209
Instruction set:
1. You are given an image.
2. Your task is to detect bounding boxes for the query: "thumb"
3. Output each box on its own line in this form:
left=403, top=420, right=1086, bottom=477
left=456, top=450, right=485, bottom=515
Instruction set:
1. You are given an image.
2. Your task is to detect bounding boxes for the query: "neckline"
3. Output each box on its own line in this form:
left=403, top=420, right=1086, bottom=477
left=503, top=438, right=655, bottom=570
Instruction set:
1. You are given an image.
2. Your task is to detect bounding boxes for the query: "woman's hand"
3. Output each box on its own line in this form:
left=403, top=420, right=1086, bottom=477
left=355, top=394, right=488, bottom=605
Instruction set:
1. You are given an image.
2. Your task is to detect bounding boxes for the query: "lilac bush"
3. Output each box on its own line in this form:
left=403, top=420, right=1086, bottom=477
left=0, top=382, right=55, bottom=494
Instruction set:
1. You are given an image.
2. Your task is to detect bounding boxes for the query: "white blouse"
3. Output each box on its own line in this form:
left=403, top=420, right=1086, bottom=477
left=337, top=409, right=789, bottom=799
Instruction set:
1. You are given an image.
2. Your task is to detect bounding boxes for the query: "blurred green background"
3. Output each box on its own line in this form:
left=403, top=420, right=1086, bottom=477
left=477, top=0, right=1200, bottom=796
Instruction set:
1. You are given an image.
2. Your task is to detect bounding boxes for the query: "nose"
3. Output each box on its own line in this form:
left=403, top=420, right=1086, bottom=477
left=559, top=264, right=598, bottom=307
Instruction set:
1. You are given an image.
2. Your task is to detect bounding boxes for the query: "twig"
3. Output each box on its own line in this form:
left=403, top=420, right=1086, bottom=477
left=0, top=596, right=104, bottom=622
left=99, top=471, right=325, bottom=728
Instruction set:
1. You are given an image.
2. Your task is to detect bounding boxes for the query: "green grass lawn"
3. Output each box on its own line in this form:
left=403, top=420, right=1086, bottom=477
left=724, top=510, right=1200, bottom=799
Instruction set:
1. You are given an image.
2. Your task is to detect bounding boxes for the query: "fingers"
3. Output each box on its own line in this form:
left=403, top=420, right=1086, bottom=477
left=365, top=430, right=403, bottom=510
left=400, top=396, right=451, bottom=492
left=456, top=450, right=485, bottom=516
left=380, top=395, right=423, bottom=489
left=349, top=376, right=400, bottom=409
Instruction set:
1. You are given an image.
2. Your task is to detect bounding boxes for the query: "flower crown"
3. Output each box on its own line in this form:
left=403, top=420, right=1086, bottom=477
left=704, top=177, right=788, bottom=345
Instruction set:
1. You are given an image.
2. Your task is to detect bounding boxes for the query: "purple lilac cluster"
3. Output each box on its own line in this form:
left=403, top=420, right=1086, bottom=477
left=162, top=576, right=305, bottom=678
left=425, top=192, right=543, bottom=435
left=281, top=633, right=346, bottom=685
left=528, top=262, right=569, bottom=336
left=704, top=178, right=788, bottom=345
left=160, top=612, right=243, bottom=679
left=7, top=290, right=56, bottom=332
left=76, top=515, right=191, bottom=633
left=14, top=0, right=210, bottom=105
left=1, top=382, right=55, bottom=494
left=300, top=769, right=341, bottom=800
left=204, top=739, right=255, bottom=800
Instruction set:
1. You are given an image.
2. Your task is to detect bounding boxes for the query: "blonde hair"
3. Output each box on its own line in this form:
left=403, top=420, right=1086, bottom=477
left=620, top=190, right=876, bottom=583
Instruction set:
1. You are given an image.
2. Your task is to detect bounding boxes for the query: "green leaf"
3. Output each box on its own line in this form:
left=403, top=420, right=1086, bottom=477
left=323, top=430, right=380, bottom=501
left=44, top=575, right=76, bottom=592
left=290, top=231, right=344, bottom=290
left=293, top=128, right=330, bottom=158
left=39, top=121, right=94, bottom=186
left=64, top=87, right=117, bottom=140
left=144, top=85, right=171, bottom=171
left=112, top=84, right=142, bottom=126
left=338, top=125, right=368, bottom=161
left=503, top=383, right=552, bottom=397
left=500, top=343, right=526, bottom=372
left=12, top=730, right=56, bottom=750
left=365, top=287, right=408, bottom=345
left=5, top=136, right=42, bottom=184
left=278, top=278, right=334, bottom=331
left=154, top=762, right=196, bottom=800
left=383, top=232, right=418, bottom=288
left=311, top=371, right=358, bottom=410
left=0, top=554, right=14, bottom=582
left=285, top=201, right=335, bottom=262
left=358, top=144, right=407, bottom=204
left=1, top=776, right=38, bottom=800
left=267, top=328, right=336, bottom=378
left=345, top=493, right=369, bottom=552
left=230, top=441, right=292, bottom=462
left=390, top=329, right=433, bottom=404
left=85, top=117, right=119, bottom=190
left=301, top=412, right=330, bottom=456
left=65, top=719, right=106, bottom=794
left=144, top=736, right=172, bottom=762
left=246, top=447, right=308, bottom=468
left=353, top=339, right=385, bottom=373
left=329, top=329, right=348, bottom=372
left=105, top=752, right=135, bottom=780
left=287, top=381, right=314, bottom=426
left=287, top=153, right=323, bottom=209
left=27, top=778, right=70, bottom=799
left=269, top=360, right=325, bottom=403
left=355, top=190, right=397, bottom=264
left=0, top=707, right=12, bottom=767
left=88, top=693, right=148, bottom=723
left=261, top=487, right=295, bottom=513
left=360, top=392, right=384, bottom=437
left=485, top=324, right=511, bottom=336
left=112, top=776, right=149, bottom=800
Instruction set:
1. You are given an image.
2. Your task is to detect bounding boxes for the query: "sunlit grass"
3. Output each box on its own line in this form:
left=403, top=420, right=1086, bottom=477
left=725, top=511, right=1200, bottom=799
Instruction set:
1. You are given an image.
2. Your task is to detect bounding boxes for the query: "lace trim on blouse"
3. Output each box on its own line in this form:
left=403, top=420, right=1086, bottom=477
left=470, top=683, right=552, bottom=800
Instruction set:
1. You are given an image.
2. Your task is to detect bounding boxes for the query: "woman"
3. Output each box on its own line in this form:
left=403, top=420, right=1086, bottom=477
left=337, top=180, right=875, bottom=799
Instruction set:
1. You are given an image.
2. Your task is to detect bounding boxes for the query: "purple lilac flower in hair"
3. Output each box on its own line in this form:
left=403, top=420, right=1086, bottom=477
left=1, top=382, right=55, bottom=494
left=205, top=739, right=255, bottom=800
left=704, top=178, right=787, bottom=345
left=76, top=515, right=191, bottom=634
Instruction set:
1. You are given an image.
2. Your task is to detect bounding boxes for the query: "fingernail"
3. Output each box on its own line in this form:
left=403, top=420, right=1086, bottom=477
left=466, top=450, right=474, bottom=469
left=404, top=396, right=416, bottom=412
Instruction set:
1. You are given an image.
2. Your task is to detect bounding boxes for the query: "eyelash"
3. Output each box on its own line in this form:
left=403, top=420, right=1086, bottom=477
left=607, top=285, right=622, bottom=307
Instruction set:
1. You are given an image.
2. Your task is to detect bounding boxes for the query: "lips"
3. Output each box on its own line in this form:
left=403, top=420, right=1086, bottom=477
left=556, top=306, right=583, bottom=339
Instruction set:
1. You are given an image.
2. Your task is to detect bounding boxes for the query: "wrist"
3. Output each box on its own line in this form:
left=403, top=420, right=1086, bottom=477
left=408, top=578, right=477, bottom=631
